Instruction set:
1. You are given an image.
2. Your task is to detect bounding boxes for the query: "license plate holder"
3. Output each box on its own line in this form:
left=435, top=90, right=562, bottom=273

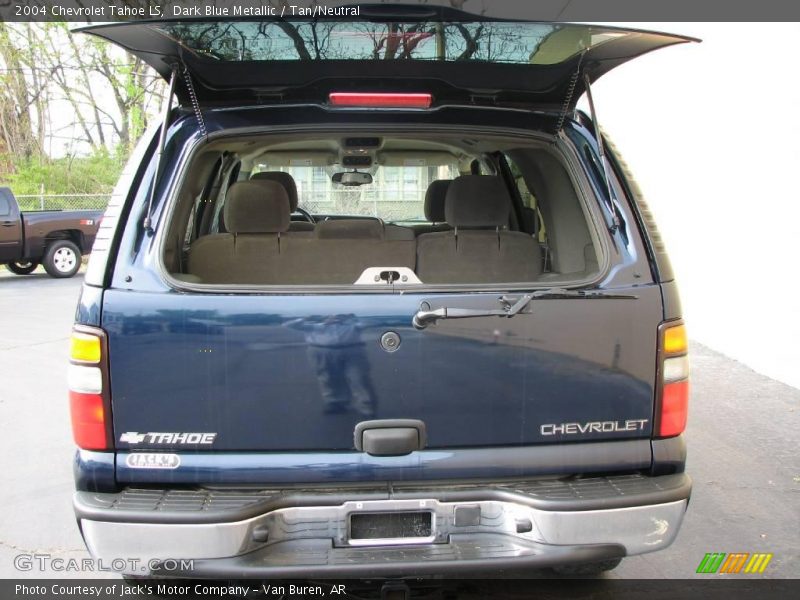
left=349, top=511, right=434, bottom=545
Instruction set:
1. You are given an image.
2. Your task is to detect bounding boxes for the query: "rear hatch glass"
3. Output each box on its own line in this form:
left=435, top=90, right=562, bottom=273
left=79, top=20, right=693, bottom=106
left=156, top=21, right=615, bottom=63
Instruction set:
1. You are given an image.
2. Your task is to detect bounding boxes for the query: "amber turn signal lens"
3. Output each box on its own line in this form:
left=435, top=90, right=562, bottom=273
left=663, top=324, right=688, bottom=355
left=70, top=332, right=101, bottom=363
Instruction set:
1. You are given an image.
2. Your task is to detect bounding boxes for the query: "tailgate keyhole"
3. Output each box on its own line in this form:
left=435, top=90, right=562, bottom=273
left=380, top=331, right=401, bottom=353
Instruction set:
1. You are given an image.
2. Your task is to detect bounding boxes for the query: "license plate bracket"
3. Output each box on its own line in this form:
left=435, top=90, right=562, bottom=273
left=349, top=511, right=433, bottom=544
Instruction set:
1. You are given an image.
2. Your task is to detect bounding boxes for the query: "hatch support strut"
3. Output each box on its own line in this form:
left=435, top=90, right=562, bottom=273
left=143, top=66, right=178, bottom=232
left=554, top=51, right=584, bottom=134
left=582, top=72, right=621, bottom=233
left=181, top=63, right=207, bottom=139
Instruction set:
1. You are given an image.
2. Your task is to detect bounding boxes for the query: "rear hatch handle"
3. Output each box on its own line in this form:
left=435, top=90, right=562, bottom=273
left=412, top=288, right=637, bottom=329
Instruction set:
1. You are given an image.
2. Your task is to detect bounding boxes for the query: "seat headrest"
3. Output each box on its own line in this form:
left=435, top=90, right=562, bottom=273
left=224, top=180, right=290, bottom=234
left=250, top=171, right=299, bottom=212
left=424, top=179, right=451, bottom=223
left=315, top=219, right=384, bottom=239
left=445, top=175, right=511, bottom=228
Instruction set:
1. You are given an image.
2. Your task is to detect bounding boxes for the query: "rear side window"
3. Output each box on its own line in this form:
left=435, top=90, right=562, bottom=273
left=0, top=195, right=10, bottom=217
left=164, top=134, right=600, bottom=289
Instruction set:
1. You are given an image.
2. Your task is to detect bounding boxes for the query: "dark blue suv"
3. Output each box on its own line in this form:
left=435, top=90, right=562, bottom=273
left=68, top=11, right=694, bottom=578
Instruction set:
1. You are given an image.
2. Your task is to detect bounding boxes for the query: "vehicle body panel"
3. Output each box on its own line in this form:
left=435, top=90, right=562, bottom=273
left=103, top=284, right=661, bottom=453
left=0, top=187, right=22, bottom=262
left=113, top=440, right=653, bottom=485
left=0, top=187, right=102, bottom=263
left=89, top=102, right=666, bottom=460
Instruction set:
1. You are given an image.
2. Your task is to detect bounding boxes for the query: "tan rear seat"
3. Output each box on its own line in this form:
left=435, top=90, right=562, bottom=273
left=188, top=186, right=415, bottom=285
left=187, top=180, right=291, bottom=284
left=412, top=179, right=452, bottom=236
left=416, top=175, right=542, bottom=284
left=250, top=171, right=315, bottom=232
left=279, top=220, right=415, bottom=284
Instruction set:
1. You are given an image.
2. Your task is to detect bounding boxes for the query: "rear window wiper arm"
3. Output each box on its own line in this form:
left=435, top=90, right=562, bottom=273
left=412, top=288, right=635, bottom=330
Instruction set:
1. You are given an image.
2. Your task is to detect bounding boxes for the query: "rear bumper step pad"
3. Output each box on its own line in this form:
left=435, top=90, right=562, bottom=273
left=75, top=472, right=691, bottom=523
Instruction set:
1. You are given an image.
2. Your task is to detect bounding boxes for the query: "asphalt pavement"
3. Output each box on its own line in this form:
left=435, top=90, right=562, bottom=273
left=0, top=268, right=796, bottom=584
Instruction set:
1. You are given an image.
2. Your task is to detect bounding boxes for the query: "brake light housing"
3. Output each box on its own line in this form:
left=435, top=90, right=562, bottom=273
left=328, top=92, right=433, bottom=109
left=68, top=326, right=111, bottom=450
left=656, top=321, right=690, bottom=438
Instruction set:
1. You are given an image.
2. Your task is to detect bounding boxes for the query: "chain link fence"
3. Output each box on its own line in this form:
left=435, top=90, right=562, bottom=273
left=14, top=193, right=111, bottom=211
left=13, top=191, right=427, bottom=222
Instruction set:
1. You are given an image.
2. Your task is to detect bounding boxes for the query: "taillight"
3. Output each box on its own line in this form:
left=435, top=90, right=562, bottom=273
left=68, top=326, right=110, bottom=450
left=656, top=321, right=689, bottom=438
left=328, top=92, right=432, bottom=108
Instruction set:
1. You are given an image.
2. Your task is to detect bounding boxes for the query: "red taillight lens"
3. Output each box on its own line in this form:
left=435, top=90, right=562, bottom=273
left=656, top=320, right=689, bottom=438
left=659, top=380, right=689, bottom=437
left=329, top=92, right=432, bottom=108
left=69, top=391, right=108, bottom=450
left=69, top=327, right=110, bottom=450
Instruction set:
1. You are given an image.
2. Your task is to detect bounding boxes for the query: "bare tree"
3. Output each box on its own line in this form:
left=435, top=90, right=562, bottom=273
left=0, top=22, right=164, bottom=165
left=0, top=23, right=47, bottom=162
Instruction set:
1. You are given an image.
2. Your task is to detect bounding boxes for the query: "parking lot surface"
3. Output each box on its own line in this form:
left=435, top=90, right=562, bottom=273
left=0, top=269, right=797, bottom=583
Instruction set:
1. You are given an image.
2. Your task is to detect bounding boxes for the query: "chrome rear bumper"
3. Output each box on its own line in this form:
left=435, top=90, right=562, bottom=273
left=76, top=473, right=690, bottom=577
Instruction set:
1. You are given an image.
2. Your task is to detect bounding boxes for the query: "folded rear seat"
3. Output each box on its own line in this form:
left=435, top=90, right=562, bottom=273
left=416, top=175, right=542, bottom=284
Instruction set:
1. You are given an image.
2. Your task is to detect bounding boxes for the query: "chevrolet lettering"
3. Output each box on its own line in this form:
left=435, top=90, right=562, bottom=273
left=541, top=420, right=650, bottom=436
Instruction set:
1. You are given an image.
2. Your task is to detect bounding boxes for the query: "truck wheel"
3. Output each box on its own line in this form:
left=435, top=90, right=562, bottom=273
left=6, top=261, right=39, bottom=275
left=43, top=240, right=81, bottom=278
left=551, top=558, right=623, bottom=576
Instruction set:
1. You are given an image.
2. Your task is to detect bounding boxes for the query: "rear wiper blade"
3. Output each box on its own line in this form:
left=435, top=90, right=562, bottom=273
left=412, top=288, right=636, bottom=330
left=412, top=294, right=531, bottom=330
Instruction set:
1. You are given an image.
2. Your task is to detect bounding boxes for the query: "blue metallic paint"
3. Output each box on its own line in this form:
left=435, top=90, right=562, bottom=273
left=75, top=284, right=104, bottom=327
left=78, top=105, right=668, bottom=486
left=74, top=450, right=116, bottom=492
left=102, top=285, right=659, bottom=454
left=114, top=440, right=652, bottom=485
